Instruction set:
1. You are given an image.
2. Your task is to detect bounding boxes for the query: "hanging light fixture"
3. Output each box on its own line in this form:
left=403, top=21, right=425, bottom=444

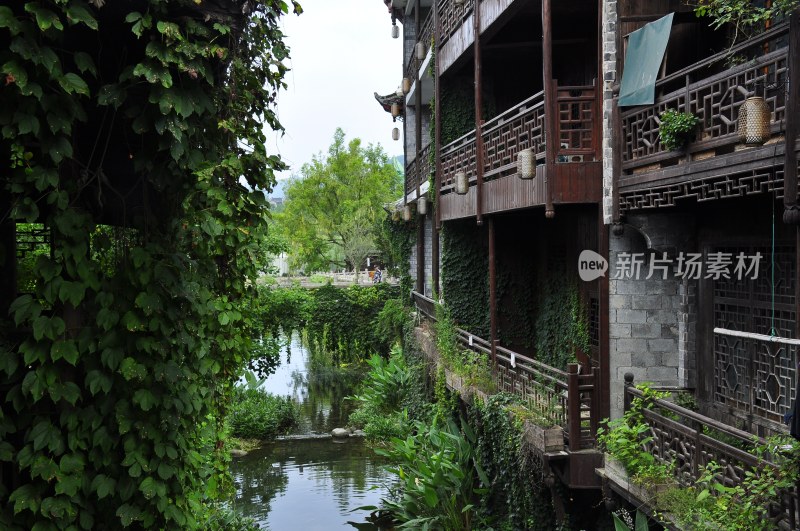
left=415, top=41, right=425, bottom=60
left=418, top=195, right=427, bottom=216
left=391, top=23, right=399, bottom=39
left=391, top=103, right=401, bottom=118
left=517, top=148, right=535, bottom=179
left=402, top=204, right=412, bottom=221
left=395, top=86, right=404, bottom=98
left=737, top=96, right=771, bottom=146
left=454, top=171, right=469, bottom=195
left=402, top=77, right=411, bottom=94
left=392, top=127, right=400, bottom=141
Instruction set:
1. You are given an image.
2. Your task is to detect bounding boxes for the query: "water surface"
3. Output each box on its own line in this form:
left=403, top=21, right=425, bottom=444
left=230, top=335, right=393, bottom=529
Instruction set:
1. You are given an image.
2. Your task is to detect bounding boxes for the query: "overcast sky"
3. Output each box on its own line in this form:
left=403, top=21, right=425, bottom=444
left=266, top=0, right=404, bottom=189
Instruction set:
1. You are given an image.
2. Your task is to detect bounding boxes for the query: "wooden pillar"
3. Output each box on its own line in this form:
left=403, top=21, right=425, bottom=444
left=598, top=206, right=611, bottom=418
left=784, top=9, right=799, bottom=225
left=414, top=0, right=425, bottom=294
left=433, top=0, right=442, bottom=295
left=611, top=99, right=622, bottom=224
left=542, top=0, right=556, bottom=218
left=417, top=215, right=425, bottom=293
left=488, top=215, right=497, bottom=365
left=474, top=0, right=484, bottom=226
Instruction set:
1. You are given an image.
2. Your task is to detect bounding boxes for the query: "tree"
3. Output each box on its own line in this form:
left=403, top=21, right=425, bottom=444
left=278, top=128, right=402, bottom=273
left=341, top=212, right=376, bottom=284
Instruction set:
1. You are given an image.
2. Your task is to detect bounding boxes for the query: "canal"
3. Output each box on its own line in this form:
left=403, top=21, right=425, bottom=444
left=229, top=335, right=394, bottom=530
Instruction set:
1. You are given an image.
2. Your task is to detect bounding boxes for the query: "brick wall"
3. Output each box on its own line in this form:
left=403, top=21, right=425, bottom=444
left=601, top=0, right=618, bottom=224
left=608, top=212, right=696, bottom=417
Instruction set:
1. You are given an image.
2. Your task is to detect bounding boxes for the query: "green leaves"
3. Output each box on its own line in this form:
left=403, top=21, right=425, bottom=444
left=1, top=0, right=299, bottom=528
left=58, top=73, right=89, bottom=96
left=24, top=3, right=64, bottom=32
left=65, top=4, right=97, bottom=30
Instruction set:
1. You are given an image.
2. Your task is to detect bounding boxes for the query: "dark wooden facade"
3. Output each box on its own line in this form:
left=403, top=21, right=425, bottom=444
left=395, top=0, right=608, bottom=498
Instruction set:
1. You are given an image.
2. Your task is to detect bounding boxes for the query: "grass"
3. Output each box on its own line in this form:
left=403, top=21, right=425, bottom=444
left=227, top=387, right=299, bottom=440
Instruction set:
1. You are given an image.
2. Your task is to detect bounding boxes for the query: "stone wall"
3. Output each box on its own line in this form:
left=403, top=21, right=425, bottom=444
left=608, top=212, right=696, bottom=417
left=601, top=0, right=618, bottom=224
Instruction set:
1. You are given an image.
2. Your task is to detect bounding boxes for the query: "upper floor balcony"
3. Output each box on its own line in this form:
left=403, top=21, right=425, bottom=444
left=405, top=82, right=602, bottom=220
left=616, top=22, right=799, bottom=211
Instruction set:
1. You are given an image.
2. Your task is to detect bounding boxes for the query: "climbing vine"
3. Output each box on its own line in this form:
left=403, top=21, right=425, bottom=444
left=0, top=1, right=300, bottom=528
left=469, top=394, right=556, bottom=530
left=441, top=220, right=490, bottom=337
left=534, top=278, right=590, bottom=370
left=375, top=215, right=415, bottom=297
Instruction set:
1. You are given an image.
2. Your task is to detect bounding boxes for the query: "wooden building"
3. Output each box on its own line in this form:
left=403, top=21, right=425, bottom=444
left=383, top=0, right=800, bottom=525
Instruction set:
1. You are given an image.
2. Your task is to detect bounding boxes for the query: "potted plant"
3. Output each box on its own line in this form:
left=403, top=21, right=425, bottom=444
left=658, top=109, right=700, bottom=151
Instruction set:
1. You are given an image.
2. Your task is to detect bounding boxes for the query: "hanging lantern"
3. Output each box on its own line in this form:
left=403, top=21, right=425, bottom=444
left=517, top=148, right=535, bottom=179
left=454, top=171, right=469, bottom=195
left=737, top=96, right=771, bottom=146
left=392, top=127, right=400, bottom=141
left=391, top=103, right=401, bottom=118
left=418, top=195, right=427, bottom=216
left=402, top=77, right=411, bottom=94
left=415, top=42, right=425, bottom=60
left=391, top=24, right=399, bottom=39
left=395, top=86, right=404, bottom=98
left=402, top=204, right=412, bottom=221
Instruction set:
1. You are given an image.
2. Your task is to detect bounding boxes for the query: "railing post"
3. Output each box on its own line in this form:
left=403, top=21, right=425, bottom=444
left=568, top=363, right=580, bottom=451
left=623, top=372, right=634, bottom=412
left=590, top=366, right=601, bottom=438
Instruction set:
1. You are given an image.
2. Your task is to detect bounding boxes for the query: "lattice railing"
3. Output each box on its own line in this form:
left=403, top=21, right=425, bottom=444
left=620, top=23, right=789, bottom=173
left=404, top=9, right=434, bottom=84
left=437, top=0, right=475, bottom=49
left=440, top=91, right=546, bottom=194
left=405, top=142, right=433, bottom=197
left=624, top=377, right=800, bottom=529
left=556, top=86, right=597, bottom=161
left=410, top=290, right=599, bottom=451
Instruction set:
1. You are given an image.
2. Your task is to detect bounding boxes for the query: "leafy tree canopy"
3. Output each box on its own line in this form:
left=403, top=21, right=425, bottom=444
left=278, top=128, right=402, bottom=273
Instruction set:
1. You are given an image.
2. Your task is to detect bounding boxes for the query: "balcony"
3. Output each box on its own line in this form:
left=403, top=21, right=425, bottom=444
left=616, top=23, right=797, bottom=211
left=428, top=85, right=600, bottom=220
left=404, top=142, right=432, bottom=201
left=412, top=290, right=603, bottom=488
left=601, top=374, right=800, bottom=529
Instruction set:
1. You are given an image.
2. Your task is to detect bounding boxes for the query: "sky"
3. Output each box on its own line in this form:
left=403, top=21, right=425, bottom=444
left=265, top=0, right=404, bottom=193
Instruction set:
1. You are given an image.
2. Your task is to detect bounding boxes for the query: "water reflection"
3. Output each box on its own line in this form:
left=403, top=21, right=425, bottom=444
left=230, top=334, right=392, bottom=529
left=232, top=439, right=391, bottom=530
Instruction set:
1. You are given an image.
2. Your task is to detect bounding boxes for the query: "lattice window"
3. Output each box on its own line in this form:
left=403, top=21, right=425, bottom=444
left=712, top=245, right=796, bottom=424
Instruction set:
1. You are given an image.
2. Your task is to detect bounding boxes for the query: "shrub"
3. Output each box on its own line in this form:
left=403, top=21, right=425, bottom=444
left=228, top=388, right=298, bottom=439
left=659, top=109, right=700, bottom=151
left=376, top=419, right=488, bottom=530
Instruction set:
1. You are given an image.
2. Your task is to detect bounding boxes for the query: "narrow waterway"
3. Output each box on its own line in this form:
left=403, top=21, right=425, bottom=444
left=229, top=335, right=394, bottom=530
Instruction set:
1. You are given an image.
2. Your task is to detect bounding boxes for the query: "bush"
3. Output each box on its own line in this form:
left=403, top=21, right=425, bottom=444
left=228, top=388, right=298, bottom=439
left=376, top=419, right=488, bottom=530
left=348, top=347, right=413, bottom=440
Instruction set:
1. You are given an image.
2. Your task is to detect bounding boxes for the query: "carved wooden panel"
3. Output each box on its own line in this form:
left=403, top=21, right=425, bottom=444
left=437, top=0, right=474, bottom=48
left=713, top=245, right=796, bottom=425
left=620, top=30, right=788, bottom=172
left=556, top=87, right=596, bottom=159
left=619, top=166, right=785, bottom=210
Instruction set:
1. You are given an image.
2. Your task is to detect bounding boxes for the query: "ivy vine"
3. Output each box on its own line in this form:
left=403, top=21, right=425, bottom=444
left=0, top=1, right=300, bottom=528
left=441, top=220, right=490, bottom=337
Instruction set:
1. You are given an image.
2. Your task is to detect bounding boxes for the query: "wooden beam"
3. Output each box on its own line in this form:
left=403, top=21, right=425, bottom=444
left=542, top=0, right=556, bottom=218
left=433, top=0, right=441, bottom=295
left=474, top=0, right=484, bottom=226
left=488, top=215, right=497, bottom=364
left=783, top=8, right=799, bottom=224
